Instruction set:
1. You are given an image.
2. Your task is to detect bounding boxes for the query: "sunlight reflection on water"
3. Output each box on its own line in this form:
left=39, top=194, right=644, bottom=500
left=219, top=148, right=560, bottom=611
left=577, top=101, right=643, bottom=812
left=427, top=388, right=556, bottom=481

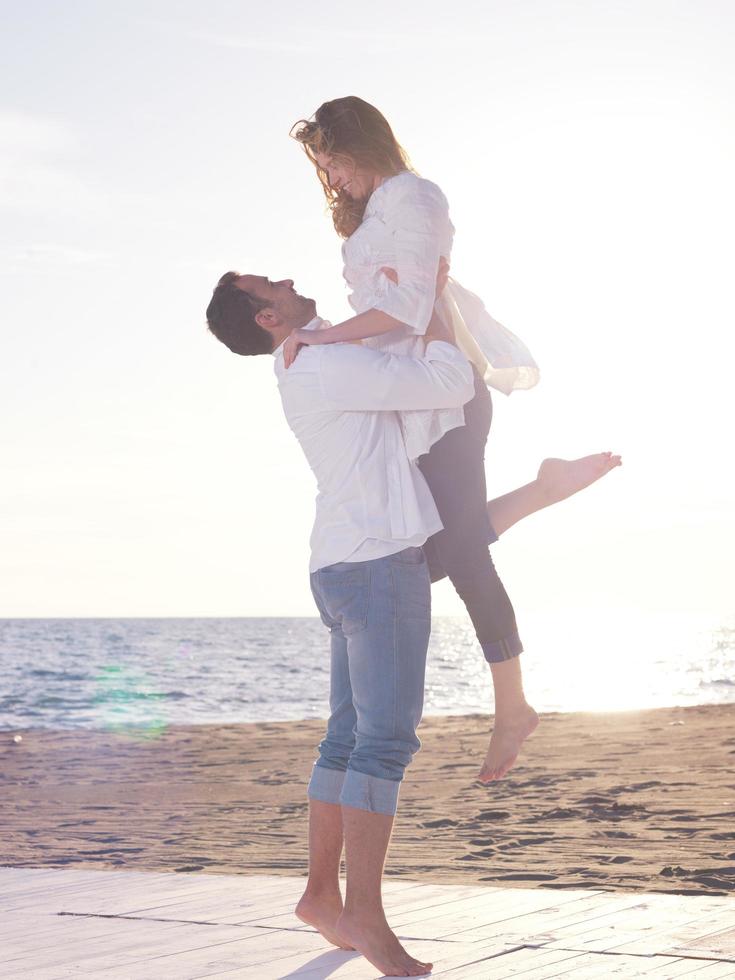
left=0, top=612, right=732, bottom=732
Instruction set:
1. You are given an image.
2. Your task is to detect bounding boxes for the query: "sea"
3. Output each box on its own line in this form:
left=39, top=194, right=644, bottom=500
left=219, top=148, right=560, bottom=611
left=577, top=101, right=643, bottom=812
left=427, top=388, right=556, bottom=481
left=1, top=612, right=733, bottom=732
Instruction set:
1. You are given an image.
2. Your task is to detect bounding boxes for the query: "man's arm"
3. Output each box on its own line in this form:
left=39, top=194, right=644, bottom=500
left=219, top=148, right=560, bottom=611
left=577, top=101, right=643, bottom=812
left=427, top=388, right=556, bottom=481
left=316, top=318, right=474, bottom=413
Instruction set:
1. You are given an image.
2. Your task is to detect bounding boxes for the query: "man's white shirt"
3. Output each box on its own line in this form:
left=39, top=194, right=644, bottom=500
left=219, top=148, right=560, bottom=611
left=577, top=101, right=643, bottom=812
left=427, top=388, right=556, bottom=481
left=273, top=317, right=474, bottom=572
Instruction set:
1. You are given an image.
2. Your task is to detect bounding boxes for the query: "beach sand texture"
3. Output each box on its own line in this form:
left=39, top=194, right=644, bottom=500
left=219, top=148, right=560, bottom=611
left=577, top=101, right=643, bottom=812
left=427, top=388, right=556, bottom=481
left=2, top=705, right=734, bottom=896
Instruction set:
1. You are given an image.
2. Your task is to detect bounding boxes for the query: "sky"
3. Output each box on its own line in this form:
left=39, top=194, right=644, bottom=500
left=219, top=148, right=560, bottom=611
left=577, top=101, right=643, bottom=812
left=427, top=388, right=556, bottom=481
left=1, top=0, right=733, bottom=619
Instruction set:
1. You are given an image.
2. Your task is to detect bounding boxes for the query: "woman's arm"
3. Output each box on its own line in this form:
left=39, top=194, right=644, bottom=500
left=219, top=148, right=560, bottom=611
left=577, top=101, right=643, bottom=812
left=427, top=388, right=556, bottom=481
left=283, top=309, right=401, bottom=369
left=283, top=259, right=450, bottom=368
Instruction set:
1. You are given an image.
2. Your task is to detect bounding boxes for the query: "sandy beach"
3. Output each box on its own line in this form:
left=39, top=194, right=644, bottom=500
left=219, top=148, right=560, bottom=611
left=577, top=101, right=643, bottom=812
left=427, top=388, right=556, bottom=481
left=2, top=705, right=734, bottom=897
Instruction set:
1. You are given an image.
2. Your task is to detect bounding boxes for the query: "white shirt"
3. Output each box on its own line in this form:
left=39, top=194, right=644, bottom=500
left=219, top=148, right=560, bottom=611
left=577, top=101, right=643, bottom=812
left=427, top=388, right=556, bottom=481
left=273, top=317, right=474, bottom=572
left=341, top=170, right=540, bottom=459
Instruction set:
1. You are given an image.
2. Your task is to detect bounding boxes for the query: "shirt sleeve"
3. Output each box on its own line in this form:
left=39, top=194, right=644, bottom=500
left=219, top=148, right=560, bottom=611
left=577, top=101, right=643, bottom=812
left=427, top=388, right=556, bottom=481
left=372, top=178, right=451, bottom=335
left=317, top=341, right=474, bottom=413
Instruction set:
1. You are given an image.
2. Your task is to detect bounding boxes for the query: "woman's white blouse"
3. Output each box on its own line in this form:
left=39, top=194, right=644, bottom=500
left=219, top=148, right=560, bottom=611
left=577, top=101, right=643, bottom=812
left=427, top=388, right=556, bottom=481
left=343, top=172, right=454, bottom=346
left=342, top=171, right=539, bottom=460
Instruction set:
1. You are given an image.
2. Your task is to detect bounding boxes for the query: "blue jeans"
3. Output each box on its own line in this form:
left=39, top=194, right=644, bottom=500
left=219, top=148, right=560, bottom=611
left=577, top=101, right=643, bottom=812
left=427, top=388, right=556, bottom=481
left=307, top=547, right=431, bottom=816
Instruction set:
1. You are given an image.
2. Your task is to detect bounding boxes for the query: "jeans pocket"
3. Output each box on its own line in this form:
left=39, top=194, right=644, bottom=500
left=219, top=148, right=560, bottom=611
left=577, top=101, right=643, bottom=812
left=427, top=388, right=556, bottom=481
left=389, top=547, right=426, bottom=566
left=318, top=565, right=369, bottom=636
left=389, top=557, right=431, bottom=622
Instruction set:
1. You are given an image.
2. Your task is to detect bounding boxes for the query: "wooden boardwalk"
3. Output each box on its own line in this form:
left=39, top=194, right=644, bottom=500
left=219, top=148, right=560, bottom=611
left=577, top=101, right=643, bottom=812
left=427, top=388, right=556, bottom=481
left=0, top=867, right=733, bottom=978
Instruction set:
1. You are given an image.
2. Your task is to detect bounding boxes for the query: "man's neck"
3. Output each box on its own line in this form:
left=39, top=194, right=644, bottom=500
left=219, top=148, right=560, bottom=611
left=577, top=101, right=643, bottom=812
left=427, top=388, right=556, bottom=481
left=271, top=314, right=321, bottom=353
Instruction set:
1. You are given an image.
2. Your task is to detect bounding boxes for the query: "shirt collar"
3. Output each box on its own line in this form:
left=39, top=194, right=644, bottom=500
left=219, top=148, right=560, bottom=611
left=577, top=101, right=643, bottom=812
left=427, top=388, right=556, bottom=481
left=272, top=316, right=329, bottom=358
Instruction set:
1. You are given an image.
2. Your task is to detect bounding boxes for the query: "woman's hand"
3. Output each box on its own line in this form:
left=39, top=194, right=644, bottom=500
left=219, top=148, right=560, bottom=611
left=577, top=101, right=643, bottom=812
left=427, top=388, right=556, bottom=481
left=380, top=256, right=450, bottom=298
left=435, top=256, right=450, bottom=298
left=283, top=328, right=315, bottom=369
left=425, top=308, right=455, bottom=346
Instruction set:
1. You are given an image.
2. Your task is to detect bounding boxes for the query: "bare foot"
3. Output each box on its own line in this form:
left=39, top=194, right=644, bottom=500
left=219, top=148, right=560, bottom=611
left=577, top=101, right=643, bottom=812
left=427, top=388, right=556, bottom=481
left=295, top=890, right=353, bottom=950
left=338, top=909, right=432, bottom=977
left=478, top=703, right=539, bottom=783
left=537, top=452, right=622, bottom=505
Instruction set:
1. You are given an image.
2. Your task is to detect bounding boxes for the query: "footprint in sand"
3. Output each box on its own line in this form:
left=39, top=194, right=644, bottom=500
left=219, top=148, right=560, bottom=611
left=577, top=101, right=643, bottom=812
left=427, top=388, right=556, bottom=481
left=532, top=807, right=578, bottom=821
left=422, top=818, right=460, bottom=828
left=608, top=780, right=663, bottom=792
left=490, top=872, right=558, bottom=882
left=278, top=804, right=307, bottom=816
left=589, top=802, right=649, bottom=821
left=495, top=836, right=555, bottom=852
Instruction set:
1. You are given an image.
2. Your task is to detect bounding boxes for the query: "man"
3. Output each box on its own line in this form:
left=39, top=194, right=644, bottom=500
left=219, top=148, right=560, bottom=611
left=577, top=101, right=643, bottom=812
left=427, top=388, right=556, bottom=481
left=206, top=271, right=474, bottom=978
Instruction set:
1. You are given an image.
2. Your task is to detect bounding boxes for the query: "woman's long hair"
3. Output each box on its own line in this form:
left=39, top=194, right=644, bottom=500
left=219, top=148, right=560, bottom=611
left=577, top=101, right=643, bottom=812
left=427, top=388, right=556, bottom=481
left=291, top=96, right=413, bottom=239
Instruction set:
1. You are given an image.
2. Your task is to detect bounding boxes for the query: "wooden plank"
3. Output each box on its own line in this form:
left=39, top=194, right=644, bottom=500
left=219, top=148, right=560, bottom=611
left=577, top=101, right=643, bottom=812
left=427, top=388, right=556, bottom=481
left=539, top=896, right=733, bottom=953
left=46, top=875, right=293, bottom=919
left=105, top=888, right=298, bottom=924
left=1, top=870, right=734, bottom=979
left=0, top=873, right=241, bottom=915
left=443, top=946, right=589, bottom=979
left=383, top=885, right=596, bottom=940
left=509, top=952, right=695, bottom=979
left=644, top=957, right=728, bottom=976
left=214, top=882, right=494, bottom=929
left=200, top=939, right=514, bottom=980
left=3, top=918, right=206, bottom=967
left=669, top=925, right=735, bottom=962
left=0, top=868, right=298, bottom=898
left=399, top=890, right=633, bottom=944
left=586, top=905, right=735, bottom=957
left=450, top=891, right=644, bottom=945
left=615, top=913, right=735, bottom=956
left=81, top=929, right=332, bottom=978
left=4, top=919, right=276, bottom=975
left=687, top=961, right=735, bottom=977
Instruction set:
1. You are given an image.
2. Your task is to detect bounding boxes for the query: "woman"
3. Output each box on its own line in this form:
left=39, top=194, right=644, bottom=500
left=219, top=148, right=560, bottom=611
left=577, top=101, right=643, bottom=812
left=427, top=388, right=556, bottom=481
left=287, top=96, right=620, bottom=783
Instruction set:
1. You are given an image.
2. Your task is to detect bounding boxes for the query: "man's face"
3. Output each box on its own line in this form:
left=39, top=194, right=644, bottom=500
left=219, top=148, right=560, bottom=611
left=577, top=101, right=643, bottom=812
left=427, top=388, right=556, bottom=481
left=233, top=275, right=316, bottom=325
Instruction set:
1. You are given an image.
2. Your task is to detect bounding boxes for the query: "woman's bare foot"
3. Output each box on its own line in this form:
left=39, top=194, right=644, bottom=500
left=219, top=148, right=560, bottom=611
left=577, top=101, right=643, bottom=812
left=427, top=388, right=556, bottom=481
left=337, top=908, right=432, bottom=976
left=537, top=452, right=622, bottom=505
left=478, top=703, right=539, bottom=783
left=295, top=889, right=353, bottom=950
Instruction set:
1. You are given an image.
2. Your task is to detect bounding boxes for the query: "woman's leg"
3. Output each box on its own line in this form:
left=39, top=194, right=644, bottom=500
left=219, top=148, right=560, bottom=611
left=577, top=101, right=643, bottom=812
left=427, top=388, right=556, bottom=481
left=419, top=371, right=537, bottom=782
left=487, top=454, right=622, bottom=538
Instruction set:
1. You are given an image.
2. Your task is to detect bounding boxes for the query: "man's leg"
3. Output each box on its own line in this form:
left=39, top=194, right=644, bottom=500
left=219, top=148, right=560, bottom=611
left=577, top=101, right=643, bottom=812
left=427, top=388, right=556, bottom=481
left=295, top=589, right=356, bottom=949
left=340, top=806, right=435, bottom=975
left=296, top=799, right=350, bottom=949
left=323, top=550, right=433, bottom=977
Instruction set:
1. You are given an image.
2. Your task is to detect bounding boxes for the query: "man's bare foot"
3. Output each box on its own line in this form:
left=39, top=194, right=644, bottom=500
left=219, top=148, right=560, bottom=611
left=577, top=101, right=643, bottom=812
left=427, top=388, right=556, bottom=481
left=295, top=890, right=353, bottom=950
left=478, top=703, right=539, bottom=783
left=338, top=908, right=432, bottom=976
left=537, top=452, right=622, bottom=506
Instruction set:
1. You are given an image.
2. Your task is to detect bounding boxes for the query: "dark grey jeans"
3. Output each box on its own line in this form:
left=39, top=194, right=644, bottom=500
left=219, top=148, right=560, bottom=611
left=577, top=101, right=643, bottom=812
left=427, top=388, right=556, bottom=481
left=419, top=367, right=523, bottom=663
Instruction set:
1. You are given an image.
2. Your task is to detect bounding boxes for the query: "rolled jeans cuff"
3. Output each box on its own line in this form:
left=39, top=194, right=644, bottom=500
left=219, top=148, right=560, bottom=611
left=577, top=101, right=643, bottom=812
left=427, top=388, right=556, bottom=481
left=482, top=631, right=524, bottom=664
left=340, top=768, right=402, bottom=816
left=307, top=762, right=346, bottom=805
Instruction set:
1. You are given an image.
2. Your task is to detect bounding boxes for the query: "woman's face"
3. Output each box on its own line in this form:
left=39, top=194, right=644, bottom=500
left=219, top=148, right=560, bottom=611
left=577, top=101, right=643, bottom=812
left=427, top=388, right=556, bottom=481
left=313, top=150, right=379, bottom=201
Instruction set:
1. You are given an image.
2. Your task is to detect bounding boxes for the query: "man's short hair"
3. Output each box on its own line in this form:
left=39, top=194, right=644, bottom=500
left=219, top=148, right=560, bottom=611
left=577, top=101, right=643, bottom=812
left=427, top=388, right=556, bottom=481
left=206, top=271, right=274, bottom=356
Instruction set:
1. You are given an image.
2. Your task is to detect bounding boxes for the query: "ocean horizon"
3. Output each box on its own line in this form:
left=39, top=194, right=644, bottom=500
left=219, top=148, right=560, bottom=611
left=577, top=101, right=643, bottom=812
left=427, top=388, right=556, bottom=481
left=1, top=611, right=733, bottom=733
